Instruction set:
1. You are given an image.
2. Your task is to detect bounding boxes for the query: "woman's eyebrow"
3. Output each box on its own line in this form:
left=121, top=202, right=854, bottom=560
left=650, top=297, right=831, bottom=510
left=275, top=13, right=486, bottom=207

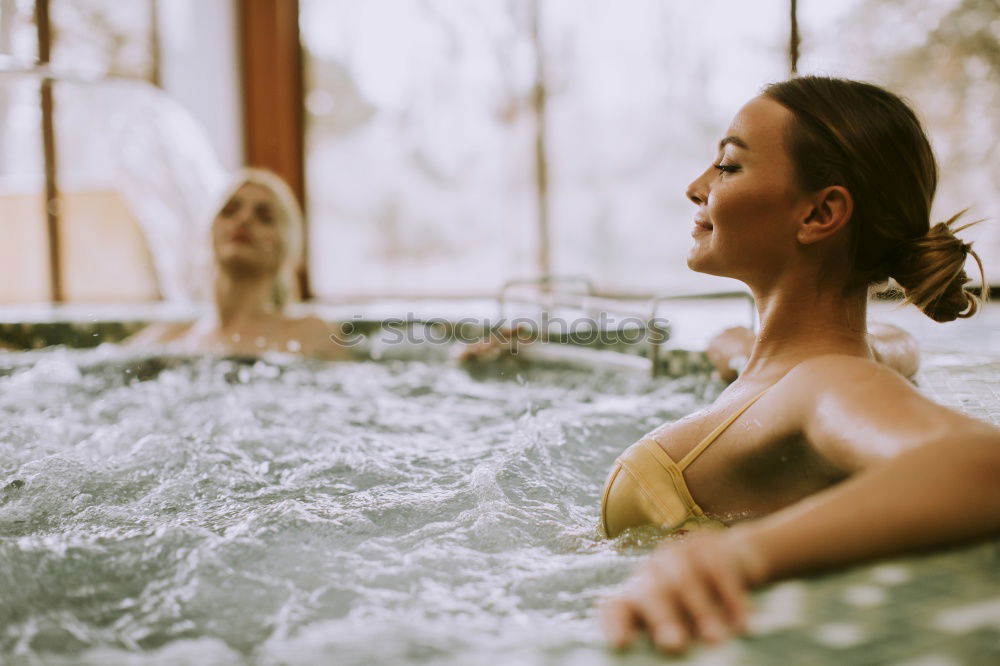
left=718, top=135, right=749, bottom=150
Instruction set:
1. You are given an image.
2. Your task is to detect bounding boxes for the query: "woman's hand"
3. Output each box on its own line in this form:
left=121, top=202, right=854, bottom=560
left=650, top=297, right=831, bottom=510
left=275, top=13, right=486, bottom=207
left=600, top=529, right=768, bottom=653
left=455, top=327, right=533, bottom=364
left=866, top=322, right=920, bottom=379
left=456, top=338, right=510, bottom=364
left=705, top=326, right=755, bottom=383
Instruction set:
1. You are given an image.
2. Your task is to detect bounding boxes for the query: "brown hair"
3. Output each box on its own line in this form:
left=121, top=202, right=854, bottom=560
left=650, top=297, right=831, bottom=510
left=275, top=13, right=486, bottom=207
left=763, top=76, right=985, bottom=322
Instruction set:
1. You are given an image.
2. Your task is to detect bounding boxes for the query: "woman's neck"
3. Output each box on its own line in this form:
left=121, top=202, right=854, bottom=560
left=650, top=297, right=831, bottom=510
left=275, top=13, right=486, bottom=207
left=210, top=271, right=278, bottom=329
left=741, top=279, right=871, bottom=380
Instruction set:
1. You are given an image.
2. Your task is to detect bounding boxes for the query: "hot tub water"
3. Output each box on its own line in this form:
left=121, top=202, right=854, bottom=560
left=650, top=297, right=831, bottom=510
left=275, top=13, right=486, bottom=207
left=0, top=349, right=718, bottom=664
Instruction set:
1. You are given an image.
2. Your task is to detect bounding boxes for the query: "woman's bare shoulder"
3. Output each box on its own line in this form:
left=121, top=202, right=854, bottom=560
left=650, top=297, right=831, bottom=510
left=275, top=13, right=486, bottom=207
left=778, top=353, right=938, bottom=422
left=284, top=315, right=350, bottom=360
left=783, top=353, right=905, bottom=387
left=777, top=354, right=989, bottom=472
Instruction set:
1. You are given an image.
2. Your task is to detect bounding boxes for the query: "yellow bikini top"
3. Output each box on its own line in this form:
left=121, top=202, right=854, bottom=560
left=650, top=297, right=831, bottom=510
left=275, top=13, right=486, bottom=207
left=600, top=388, right=770, bottom=537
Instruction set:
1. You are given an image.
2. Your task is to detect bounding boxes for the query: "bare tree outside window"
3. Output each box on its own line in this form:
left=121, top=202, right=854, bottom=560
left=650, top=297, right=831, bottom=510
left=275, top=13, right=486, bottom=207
left=799, top=0, right=1000, bottom=280
left=301, top=0, right=790, bottom=299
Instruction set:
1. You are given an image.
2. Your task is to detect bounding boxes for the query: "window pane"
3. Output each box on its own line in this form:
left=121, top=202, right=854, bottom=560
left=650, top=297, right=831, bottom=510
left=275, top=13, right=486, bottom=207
left=0, top=0, right=39, bottom=62
left=302, top=0, right=538, bottom=298
left=52, top=80, right=226, bottom=303
left=0, top=0, right=165, bottom=304
left=49, top=0, right=157, bottom=80
left=545, top=0, right=790, bottom=295
left=0, top=74, right=226, bottom=304
left=0, top=1, right=45, bottom=301
left=302, top=0, right=790, bottom=298
left=0, top=77, right=49, bottom=303
left=0, top=187, right=49, bottom=302
left=798, top=0, right=1000, bottom=282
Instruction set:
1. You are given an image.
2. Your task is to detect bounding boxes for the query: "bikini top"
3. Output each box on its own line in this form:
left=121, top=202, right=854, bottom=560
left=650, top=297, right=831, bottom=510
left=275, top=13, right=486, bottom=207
left=600, top=387, right=770, bottom=537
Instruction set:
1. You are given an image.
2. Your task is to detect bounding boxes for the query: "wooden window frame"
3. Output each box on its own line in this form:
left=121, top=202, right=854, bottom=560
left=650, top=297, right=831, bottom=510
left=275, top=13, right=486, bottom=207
left=237, top=0, right=311, bottom=299
left=36, top=0, right=62, bottom=302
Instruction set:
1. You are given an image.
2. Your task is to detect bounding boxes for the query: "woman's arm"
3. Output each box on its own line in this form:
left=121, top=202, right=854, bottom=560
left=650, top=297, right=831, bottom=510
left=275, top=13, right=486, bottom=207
left=742, top=355, right=999, bottom=576
left=601, top=356, right=1000, bottom=652
left=740, top=428, right=1000, bottom=581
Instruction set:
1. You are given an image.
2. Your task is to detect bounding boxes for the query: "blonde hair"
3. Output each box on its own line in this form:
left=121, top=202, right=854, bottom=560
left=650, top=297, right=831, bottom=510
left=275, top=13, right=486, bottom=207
left=213, top=168, right=304, bottom=308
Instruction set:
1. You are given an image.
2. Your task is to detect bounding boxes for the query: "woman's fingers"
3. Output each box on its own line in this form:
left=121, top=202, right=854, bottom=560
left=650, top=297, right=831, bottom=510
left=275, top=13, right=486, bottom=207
left=650, top=544, right=735, bottom=645
left=705, top=551, right=750, bottom=632
left=602, top=570, right=693, bottom=653
left=599, top=597, right=639, bottom=649
left=639, top=593, right=689, bottom=652
left=602, top=533, right=759, bottom=653
left=671, top=563, right=731, bottom=643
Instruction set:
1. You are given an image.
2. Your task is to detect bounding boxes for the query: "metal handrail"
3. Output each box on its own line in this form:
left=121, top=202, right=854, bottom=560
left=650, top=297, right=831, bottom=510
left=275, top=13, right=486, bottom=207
left=498, top=275, right=593, bottom=304
left=647, top=290, right=756, bottom=377
left=497, top=274, right=596, bottom=327
left=496, top=277, right=757, bottom=378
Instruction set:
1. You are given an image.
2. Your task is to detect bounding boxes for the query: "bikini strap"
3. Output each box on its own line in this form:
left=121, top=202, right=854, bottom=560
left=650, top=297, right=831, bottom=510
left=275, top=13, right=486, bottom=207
left=677, top=386, right=771, bottom=471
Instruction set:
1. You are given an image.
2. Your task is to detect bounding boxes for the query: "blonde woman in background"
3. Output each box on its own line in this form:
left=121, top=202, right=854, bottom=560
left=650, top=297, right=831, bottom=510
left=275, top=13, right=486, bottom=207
left=129, top=169, right=346, bottom=360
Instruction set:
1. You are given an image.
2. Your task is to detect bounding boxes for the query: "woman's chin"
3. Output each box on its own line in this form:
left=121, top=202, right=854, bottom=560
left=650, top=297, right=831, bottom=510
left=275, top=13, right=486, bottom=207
left=686, top=250, right=710, bottom=274
left=686, top=251, right=729, bottom=278
left=216, top=253, right=274, bottom=277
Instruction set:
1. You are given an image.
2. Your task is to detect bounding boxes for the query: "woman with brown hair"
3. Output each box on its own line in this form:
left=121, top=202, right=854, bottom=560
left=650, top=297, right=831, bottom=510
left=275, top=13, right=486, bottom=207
left=128, top=169, right=346, bottom=359
left=599, top=76, right=998, bottom=652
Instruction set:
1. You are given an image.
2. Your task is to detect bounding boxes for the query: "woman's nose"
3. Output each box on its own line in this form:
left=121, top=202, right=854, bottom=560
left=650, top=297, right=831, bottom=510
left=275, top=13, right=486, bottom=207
left=686, top=169, right=711, bottom=205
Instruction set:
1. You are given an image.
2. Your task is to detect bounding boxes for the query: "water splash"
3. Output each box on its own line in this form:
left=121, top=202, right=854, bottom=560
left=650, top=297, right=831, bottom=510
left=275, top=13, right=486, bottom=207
left=0, top=348, right=715, bottom=663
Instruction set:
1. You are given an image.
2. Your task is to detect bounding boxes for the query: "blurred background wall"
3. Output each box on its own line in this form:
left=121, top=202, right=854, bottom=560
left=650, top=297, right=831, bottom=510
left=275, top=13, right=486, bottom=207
left=1, top=0, right=997, bottom=305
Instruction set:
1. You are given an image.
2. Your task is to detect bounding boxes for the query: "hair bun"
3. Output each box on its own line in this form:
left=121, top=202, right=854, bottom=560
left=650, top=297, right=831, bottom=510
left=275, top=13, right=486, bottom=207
left=891, top=213, right=986, bottom=322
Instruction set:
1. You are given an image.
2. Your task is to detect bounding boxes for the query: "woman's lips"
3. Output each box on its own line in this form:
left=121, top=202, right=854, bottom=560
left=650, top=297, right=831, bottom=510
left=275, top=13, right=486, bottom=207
left=692, top=217, right=713, bottom=236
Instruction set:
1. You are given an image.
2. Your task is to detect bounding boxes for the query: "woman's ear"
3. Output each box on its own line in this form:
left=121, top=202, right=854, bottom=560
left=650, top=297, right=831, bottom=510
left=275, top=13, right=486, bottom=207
left=797, top=186, right=853, bottom=245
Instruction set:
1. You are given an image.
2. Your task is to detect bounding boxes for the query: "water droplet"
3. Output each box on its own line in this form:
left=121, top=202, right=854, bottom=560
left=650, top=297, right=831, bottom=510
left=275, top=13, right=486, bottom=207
left=813, top=622, right=865, bottom=648
left=870, top=565, right=911, bottom=585
left=843, top=584, right=887, bottom=607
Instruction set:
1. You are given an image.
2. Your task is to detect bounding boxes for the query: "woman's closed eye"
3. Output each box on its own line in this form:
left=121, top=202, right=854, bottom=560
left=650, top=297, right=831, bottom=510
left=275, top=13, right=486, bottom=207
left=713, top=162, right=741, bottom=175
left=220, top=200, right=241, bottom=217
left=254, top=205, right=276, bottom=224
